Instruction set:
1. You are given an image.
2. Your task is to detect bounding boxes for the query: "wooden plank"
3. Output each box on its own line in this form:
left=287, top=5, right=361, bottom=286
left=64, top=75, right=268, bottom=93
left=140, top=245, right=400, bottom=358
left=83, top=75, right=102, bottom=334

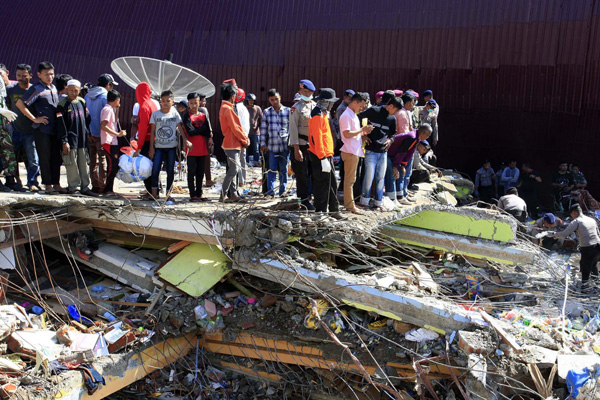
left=480, top=310, right=523, bottom=354
left=96, top=229, right=176, bottom=250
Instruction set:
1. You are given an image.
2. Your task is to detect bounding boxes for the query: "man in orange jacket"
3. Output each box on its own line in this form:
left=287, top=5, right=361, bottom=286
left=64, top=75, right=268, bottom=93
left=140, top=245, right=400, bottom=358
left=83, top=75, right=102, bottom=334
left=308, top=88, right=343, bottom=218
left=219, top=82, right=249, bottom=202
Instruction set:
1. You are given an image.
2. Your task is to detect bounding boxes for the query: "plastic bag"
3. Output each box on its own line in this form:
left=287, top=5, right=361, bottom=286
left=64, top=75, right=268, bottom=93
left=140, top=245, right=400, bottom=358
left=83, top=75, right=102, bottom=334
left=117, top=154, right=152, bottom=183
left=405, top=328, right=439, bottom=342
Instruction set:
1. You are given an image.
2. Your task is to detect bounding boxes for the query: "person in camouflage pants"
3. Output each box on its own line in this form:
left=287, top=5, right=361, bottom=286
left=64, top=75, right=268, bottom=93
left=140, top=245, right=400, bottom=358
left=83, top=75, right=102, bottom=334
left=0, top=65, right=18, bottom=188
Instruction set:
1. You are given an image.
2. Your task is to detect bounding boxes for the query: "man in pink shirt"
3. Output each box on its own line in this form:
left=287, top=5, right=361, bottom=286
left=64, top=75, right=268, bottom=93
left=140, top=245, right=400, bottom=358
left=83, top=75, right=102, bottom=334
left=339, top=93, right=373, bottom=213
left=395, top=92, right=415, bottom=134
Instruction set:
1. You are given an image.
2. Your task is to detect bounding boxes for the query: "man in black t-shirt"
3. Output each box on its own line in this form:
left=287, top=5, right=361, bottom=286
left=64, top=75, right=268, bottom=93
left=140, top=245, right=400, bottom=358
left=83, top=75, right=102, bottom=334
left=357, top=96, right=403, bottom=210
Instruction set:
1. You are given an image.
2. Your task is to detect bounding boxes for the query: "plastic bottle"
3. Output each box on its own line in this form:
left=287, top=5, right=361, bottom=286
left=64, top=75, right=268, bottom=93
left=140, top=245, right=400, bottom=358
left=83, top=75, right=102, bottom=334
left=194, top=304, right=207, bottom=320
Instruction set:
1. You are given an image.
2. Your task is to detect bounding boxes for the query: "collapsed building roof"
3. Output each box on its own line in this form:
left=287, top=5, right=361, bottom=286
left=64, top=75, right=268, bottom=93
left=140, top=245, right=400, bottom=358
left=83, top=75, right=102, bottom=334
left=0, top=175, right=598, bottom=400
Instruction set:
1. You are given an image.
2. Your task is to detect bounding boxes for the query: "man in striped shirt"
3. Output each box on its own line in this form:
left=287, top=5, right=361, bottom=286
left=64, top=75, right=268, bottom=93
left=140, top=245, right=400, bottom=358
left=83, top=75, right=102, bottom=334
left=260, top=89, right=290, bottom=197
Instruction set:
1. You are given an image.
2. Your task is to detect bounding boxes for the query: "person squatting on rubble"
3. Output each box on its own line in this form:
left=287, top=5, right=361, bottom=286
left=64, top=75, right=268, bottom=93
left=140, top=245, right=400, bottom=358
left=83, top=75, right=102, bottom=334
left=182, top=92, right=212, bottom=202
left=307, top=88, right=343, bottom=218
left=56, top=79, right=97, bottom=196
left=409, top=139, right=442, bottom=186
left=548, top=204, right=600, bottom=287
left=219, top=82, right=249, bottom=203
left=149, top=90, right=192, bottom=203
left=16, top=61, right=67, bottom=195
left=260, top=88, right=290, bottom=197
left=497, top=187, right=528, bottom=222
left=532, top=213, right=566, bottom=250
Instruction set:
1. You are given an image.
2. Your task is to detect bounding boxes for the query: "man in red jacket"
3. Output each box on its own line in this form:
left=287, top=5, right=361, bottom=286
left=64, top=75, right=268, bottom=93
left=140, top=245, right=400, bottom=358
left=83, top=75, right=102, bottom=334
left=133, top=82, right=158, bottom=199
left=308, top=88, right=343, bottom=217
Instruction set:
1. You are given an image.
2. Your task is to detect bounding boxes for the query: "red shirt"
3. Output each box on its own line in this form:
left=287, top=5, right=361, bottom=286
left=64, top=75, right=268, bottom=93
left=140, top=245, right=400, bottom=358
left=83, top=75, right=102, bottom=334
left=186, top=112, right=209, bottom=156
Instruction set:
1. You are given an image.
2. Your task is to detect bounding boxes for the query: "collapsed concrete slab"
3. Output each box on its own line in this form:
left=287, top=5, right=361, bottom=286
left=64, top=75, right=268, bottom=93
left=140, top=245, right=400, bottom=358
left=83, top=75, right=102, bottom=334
left=234, top=257, right=486, bottom=333
left=381, top=225, right=536, bottom=265
left=45, top=238, right=163, bottom=293
left=397, top=207, right=517, bottom=243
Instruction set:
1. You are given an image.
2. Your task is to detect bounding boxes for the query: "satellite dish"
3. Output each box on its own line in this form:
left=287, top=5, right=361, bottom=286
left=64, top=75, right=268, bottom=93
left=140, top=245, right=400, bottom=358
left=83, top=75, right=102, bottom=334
left=110, top=56, right=216, bottom=101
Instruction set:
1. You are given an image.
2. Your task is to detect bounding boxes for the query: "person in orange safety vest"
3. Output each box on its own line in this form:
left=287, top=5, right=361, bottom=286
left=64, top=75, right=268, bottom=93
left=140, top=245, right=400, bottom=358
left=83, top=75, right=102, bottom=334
left=307, top=88, right=344, bottom=218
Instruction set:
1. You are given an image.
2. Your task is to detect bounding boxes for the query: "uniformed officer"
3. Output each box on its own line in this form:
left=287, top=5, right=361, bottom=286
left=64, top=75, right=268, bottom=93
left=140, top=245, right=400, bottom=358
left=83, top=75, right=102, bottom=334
left=289, top=79, right=316, bottom=210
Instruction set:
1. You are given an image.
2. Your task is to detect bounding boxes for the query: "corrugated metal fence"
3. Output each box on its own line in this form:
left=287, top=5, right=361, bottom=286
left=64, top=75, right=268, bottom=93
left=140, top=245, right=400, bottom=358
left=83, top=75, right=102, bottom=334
left=1, top=0, right=599, bottom=200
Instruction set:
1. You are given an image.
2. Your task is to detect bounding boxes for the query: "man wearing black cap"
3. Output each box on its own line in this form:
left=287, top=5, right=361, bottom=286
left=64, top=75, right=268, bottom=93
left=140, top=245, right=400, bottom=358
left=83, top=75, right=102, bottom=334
left=84, top=73, right=118, bottom=193
left=549, top=204, right=600, bottom=286
left=289, top=79, right=316, bottom=210
left=308, top=88, right=342, bottom=217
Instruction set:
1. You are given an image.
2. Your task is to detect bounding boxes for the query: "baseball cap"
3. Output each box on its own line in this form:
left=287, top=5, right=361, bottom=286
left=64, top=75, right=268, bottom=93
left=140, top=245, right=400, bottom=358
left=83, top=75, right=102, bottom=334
left=427, top=99, right=437, bottom=107
left=422, top=90, right=433, bottom=97
left=314, top=88, right=338, bottom=102
left=293, top=93, right=301, bottom=101
left=344, top=89, right=355, bottom=96
left=177, top=99, right=188, bottom=108
left=247, top=93, right=257, bottom=100
left=420, top=140, right=430, bottom=148
left=393, top=89, right=403, bottom=96
left=98, top=73, right=118, bottom=87
left=299, top=79, right=315, bottom=91
left=375, top=91, right=384, bottom=98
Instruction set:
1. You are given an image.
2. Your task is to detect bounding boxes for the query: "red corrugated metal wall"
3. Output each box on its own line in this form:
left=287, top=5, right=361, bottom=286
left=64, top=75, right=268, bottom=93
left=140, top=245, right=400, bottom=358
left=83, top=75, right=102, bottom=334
left=1, top=0, right=599, bottom=200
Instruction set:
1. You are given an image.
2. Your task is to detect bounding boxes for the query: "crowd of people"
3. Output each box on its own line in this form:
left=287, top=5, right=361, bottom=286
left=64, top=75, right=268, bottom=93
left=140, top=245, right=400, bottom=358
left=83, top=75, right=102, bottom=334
left=475, top=158, right=598, bottom=221
left=0, top=61, right=443, bottom=212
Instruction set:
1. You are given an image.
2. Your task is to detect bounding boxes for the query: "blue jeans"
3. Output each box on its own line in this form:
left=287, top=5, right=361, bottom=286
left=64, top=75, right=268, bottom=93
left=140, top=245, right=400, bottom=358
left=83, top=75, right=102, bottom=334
left=246, top=135, right=260, bottom=163
left=11, top=130, right=39, bottom=185
left=384, top=156, right=400, bottom=200
left=360, top=151, right=386, bottom=207
left=402, top=157, right=413, bottom=197
left=151, top=147, right=176, bottom=192
left=266, top=148, right=289, bottom=196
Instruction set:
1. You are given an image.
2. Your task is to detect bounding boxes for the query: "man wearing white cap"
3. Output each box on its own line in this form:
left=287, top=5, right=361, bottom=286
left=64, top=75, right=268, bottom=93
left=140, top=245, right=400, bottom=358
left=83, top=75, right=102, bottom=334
left=56, top=79, right=96, bottom=196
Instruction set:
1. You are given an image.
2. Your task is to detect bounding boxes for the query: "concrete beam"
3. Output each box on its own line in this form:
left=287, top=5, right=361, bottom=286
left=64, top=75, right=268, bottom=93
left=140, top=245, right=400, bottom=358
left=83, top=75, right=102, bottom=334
left=45, top=238, right=163, bottom=294
left=70, top=207, right=230, bottom=246
left=234, top=258, right=486, bottom=333
left=381, top=225, right=536, bottom=265
left=398, top=208, right=516, bottom=243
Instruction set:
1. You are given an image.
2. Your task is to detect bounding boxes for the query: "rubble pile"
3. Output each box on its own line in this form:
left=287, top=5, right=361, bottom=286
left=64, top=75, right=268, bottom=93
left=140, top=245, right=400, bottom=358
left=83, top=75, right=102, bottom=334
left=0, top=179, right=599, bottom=399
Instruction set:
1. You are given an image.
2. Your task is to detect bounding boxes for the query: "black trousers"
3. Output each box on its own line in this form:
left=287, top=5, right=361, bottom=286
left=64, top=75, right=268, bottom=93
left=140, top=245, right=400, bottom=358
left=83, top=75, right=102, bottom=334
left=290, top=145, right=311, bottom=201
left=580, top=244, right=600, bottom=283
left=308, top=152, right=338, bottom=213
left=187, top=155, right=206, bottom=198
left=140, top=141, right=152, bottom=193
left=354, top=157, right=364, bottom=199
left=409, top=170, right=429, bottom=185
left=506, top=209, right=526, bottom=223
left=33, top=130, right=61, bottom=185
left=478, top=185, right=494, bottom=204
left=103, top=144, right=120, bottom=194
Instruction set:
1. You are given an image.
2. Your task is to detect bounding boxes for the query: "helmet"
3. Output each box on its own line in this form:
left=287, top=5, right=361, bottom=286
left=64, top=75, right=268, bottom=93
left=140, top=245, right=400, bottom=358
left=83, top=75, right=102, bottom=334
left=235, top=88, right=246, bottom=103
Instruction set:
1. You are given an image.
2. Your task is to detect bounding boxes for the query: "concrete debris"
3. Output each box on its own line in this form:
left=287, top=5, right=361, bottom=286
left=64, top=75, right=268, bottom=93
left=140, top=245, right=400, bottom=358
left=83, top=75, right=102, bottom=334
left=0, top=171, right=599, bottom=399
